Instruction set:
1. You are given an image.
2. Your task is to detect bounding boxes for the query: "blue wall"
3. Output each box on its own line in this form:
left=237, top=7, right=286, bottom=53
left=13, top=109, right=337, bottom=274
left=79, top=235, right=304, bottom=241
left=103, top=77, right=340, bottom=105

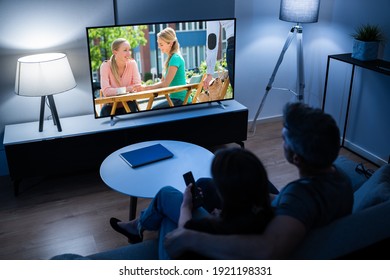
left=0, top=0, right=389, bottom=177
left=0, top=0, right=234, bottom=176
left=114, top=0, right=234, bottom=24
left=235, top=0, right=390, bottom=165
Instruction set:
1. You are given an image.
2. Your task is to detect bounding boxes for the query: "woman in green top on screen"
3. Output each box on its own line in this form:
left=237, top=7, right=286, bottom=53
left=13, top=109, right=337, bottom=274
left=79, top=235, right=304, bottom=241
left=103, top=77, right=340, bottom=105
left=135, top=27, right=189, bottom=108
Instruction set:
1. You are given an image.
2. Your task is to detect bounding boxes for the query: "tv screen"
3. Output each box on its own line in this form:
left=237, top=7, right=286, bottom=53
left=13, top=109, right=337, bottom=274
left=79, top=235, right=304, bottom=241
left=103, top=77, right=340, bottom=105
left=86, top=18, right=236, bottom=119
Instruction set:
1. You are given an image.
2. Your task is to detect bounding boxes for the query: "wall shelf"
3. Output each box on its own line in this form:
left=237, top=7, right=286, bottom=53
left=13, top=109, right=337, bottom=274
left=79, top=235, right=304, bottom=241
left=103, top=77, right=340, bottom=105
left=322, top=53, right=390, bottom=165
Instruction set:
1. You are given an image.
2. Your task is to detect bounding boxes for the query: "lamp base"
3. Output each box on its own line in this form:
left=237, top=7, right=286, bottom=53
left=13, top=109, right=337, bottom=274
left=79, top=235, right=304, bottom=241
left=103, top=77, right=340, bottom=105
left=39, top=95, right=62, bottom=132
left=249, top=24, right=305, bottom=133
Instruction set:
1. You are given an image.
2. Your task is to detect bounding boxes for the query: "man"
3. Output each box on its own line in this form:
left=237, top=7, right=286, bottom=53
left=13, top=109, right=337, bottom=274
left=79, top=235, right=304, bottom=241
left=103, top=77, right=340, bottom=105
left=163, top=102, right=353, bottom=259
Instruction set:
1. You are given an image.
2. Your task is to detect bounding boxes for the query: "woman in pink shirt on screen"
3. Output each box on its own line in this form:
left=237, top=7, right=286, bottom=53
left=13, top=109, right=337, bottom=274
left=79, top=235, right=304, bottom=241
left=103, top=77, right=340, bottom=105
left=99, top=38, right=142, bottom=117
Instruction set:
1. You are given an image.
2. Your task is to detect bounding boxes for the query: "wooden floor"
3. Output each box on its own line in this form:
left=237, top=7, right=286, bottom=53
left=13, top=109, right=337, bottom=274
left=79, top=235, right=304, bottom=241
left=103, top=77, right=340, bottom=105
left=0, top=119, right=376, bottom=260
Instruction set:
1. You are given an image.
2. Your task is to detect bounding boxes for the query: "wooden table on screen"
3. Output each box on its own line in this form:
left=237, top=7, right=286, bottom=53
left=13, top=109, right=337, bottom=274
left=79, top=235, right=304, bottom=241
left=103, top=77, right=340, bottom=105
left=94, top=83, right=201, bottom=115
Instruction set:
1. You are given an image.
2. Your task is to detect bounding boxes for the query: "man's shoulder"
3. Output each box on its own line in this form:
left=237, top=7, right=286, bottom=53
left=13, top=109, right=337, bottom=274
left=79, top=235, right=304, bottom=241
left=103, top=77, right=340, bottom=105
left=286, top=169, right=351, bottom=188
left=275, top=173, right=349, bottom=212
left=282, top=178, right=311, bottom=192
left=275, top=170, right=353, bottom=229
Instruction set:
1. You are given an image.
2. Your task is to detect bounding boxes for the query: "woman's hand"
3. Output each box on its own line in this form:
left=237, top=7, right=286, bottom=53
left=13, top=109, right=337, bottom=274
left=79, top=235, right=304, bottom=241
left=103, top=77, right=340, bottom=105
left=202, top=74, right=213, bottom=89
left=178, top=184, right=193, bottom=227
left=210, top=208, right=222, bottom=217
left=182, top=183, right=193, bottom=208
left=126, top=85, right=135, bottom=92
left=133, top=84, right=147, bottom=92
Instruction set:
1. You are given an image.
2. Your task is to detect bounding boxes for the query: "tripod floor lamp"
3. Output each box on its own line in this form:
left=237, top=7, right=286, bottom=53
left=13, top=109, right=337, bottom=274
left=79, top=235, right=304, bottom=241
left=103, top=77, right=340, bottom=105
left=250, top=0, right=320, bottom=132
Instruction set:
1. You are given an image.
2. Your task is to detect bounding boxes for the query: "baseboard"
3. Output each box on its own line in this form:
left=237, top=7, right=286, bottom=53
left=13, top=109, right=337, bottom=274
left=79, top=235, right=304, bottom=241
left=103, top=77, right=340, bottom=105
left=343, top=139, right=388, bottom=166
left=248, top=115, right=282, bottom=126
left=248, top=119, right=388, bottom=166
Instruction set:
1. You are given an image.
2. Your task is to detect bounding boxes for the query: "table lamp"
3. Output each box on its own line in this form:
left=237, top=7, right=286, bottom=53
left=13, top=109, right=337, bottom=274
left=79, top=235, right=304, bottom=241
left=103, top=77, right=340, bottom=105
left=250, top=0, right=320, bottom=133
left=15, top=53, right=76, bottom=132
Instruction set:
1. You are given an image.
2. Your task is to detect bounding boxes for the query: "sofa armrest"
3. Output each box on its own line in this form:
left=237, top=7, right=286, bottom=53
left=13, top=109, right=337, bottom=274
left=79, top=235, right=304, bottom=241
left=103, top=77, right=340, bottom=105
left=334, top=156, right=368, bottom=191
left=290, top=201, right=390, bottom=259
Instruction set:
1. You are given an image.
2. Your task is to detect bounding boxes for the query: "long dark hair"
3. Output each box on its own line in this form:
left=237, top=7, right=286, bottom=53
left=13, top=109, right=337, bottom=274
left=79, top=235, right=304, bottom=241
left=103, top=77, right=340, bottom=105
left=211, top=148, right=273, bottom=220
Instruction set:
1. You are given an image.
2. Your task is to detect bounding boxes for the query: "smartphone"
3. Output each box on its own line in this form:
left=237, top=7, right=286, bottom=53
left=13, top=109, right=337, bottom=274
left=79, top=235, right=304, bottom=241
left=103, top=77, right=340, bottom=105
left=183, top=171, right=203, bottom=208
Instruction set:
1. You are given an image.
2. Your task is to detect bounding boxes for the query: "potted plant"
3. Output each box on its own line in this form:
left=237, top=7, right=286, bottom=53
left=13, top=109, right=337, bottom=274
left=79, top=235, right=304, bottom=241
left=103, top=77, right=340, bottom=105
left=351, top=23, right=385, bottom=61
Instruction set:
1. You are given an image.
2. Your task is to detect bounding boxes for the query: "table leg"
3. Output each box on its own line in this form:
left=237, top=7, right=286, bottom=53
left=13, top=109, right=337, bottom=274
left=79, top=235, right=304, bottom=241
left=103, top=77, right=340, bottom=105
left=322, top=56, right=331, bottom=111
left=236, top=141, right=245, bottom=148
left=342, top=65, right=356, bottom=147
left=129, top=196, right=138, bottom=221
left=13, top=178, right=21, bottom=196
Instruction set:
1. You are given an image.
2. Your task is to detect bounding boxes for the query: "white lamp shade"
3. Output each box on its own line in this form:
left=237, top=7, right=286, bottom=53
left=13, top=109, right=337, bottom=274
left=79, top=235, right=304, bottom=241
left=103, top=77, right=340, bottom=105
left=279, top=0, right=320, bottom=23
left=15, top=53, right=76, bottom=97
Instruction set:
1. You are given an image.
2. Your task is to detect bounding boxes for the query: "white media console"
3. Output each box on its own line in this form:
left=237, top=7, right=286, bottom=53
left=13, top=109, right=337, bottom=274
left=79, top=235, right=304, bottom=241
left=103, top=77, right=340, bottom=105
left=4, top=100, right=248, bottom=195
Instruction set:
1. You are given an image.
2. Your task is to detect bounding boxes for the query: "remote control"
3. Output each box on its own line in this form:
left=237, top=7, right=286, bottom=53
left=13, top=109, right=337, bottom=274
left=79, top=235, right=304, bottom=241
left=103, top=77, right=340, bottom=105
left=183, top=171, right=203, bottom=208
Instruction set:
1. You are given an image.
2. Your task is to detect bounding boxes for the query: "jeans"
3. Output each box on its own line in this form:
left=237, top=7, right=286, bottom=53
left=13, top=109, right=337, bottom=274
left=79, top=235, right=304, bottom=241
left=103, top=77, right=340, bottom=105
left=138, top=185, right=209, bottom=260
left=138, top=179, right=279, bottom=259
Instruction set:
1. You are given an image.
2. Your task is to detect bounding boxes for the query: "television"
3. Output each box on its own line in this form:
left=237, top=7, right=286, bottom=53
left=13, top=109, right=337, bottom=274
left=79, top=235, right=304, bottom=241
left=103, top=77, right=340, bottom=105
left=86, top=18, right=236, bottom=119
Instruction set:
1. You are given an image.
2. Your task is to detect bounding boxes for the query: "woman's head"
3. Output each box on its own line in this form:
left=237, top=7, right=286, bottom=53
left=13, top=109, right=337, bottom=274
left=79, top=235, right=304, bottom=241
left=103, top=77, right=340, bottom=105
left=157, top=27, right=179, bottom=54
left=211, top=147, right=270, bottom=216
left=110, top=38, right=131, bottom=85
left=111, top=38, right=131, bottom=61
left=157, top=27, right=180, bottom=69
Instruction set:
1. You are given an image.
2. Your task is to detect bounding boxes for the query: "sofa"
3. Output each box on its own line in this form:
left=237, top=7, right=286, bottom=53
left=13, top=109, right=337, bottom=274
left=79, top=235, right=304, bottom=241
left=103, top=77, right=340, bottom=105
left=291, top=156, right=390, bottom=259
left=53, top=156, right=390, bottom=260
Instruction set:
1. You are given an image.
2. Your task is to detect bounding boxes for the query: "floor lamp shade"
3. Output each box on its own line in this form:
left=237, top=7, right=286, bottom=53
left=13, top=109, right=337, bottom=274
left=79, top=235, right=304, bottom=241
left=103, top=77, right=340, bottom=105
left=15, top=53, right=76, bottom=97
left=279, top=0, right=320, bottom=23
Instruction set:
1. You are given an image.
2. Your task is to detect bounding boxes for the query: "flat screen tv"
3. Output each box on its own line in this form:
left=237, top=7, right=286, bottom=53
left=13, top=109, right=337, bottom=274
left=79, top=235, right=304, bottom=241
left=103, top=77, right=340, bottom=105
left=86, top=18, right=236, bottom=119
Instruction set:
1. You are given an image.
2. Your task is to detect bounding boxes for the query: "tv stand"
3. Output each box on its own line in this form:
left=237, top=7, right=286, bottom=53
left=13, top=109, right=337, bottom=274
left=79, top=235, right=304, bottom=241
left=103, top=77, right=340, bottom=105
left=4, top=100, right=248, bottom=195
left=110, top=115, right=119, bottom=126
left=217, top=101, right=226, bottom=109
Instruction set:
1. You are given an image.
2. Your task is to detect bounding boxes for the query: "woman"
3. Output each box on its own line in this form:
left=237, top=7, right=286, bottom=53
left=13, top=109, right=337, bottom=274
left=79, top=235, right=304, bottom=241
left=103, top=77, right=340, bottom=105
left=179, top=148, right=274, bottom=235
left=135, top=27, right=188, bottom=108
left=99, top=38, right=142, bottom=117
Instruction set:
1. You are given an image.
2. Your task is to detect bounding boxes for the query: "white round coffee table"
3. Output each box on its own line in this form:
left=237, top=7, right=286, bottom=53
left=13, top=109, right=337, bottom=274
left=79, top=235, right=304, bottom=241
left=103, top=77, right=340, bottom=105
left=100, top=140, right=214, bottom=219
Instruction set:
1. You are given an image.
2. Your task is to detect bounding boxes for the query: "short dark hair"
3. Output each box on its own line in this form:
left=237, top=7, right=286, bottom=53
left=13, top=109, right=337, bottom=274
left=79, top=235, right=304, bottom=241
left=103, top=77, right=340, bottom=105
left=283, top=102, right=340, bottom=168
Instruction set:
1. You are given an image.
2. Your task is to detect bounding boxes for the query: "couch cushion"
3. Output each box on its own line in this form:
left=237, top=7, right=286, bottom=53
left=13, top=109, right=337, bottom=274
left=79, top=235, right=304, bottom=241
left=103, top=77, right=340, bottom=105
left=291, top=200, right=390, bottom=259
left=333, top=156, right=368, bottom=191
left=353, top=164, right=390, bottom=212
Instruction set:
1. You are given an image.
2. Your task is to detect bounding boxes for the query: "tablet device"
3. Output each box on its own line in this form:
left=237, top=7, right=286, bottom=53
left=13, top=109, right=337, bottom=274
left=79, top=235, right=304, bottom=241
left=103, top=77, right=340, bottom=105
left=119, top=143, right=174, bottom=168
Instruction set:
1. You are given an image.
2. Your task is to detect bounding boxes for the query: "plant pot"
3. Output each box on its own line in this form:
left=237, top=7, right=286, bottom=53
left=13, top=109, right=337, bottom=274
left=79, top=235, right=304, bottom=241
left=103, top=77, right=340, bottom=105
left=351, top=39, right=379, bottom=61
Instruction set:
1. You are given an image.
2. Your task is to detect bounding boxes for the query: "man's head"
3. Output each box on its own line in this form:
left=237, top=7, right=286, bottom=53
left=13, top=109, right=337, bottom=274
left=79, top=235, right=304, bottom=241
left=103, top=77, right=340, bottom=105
left=282, top=102, right=340, bottom=169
